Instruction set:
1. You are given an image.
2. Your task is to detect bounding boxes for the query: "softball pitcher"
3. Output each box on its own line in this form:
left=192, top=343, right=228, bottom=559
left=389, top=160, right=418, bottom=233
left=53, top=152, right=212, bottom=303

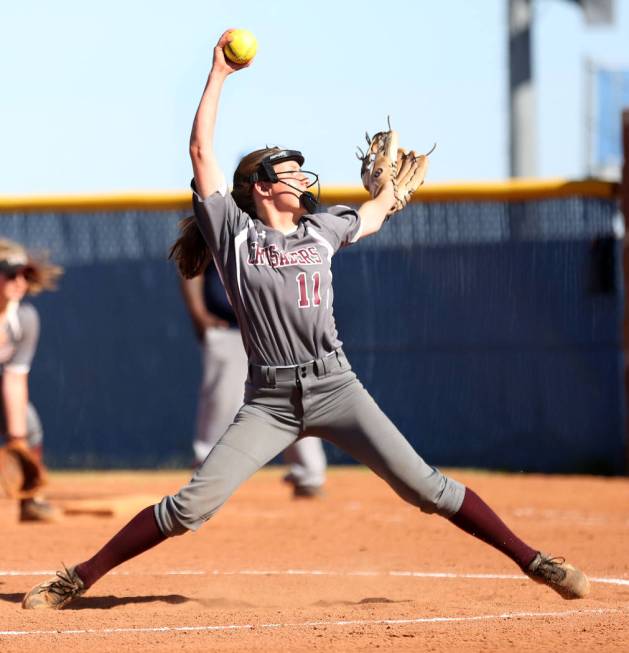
left=23, top=30, right=589, bottom=609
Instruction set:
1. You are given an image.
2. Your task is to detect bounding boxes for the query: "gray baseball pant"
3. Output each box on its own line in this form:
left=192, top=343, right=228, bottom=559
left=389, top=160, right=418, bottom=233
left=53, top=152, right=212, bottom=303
left=193, top=326, right=326, bottom=488
left=155, top=350, right=465, bottom=536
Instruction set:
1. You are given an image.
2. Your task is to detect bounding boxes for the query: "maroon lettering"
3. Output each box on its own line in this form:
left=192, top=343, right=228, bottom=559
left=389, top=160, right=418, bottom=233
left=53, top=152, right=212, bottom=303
left=308, top=247, right=323, bottom=264
left=296, top=272, right=310, bottom=308
left=296, top=271, right=323, bottom=309
left=247, top=243, right=323, bottom=269
left=298, top=248, right=313, bottom=264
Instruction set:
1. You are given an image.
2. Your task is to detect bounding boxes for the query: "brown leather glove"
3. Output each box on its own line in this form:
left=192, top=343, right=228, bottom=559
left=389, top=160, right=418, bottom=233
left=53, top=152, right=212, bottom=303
left=357, top=117, right=435, bottom=217
left=0, top=438, right=48, bottom=499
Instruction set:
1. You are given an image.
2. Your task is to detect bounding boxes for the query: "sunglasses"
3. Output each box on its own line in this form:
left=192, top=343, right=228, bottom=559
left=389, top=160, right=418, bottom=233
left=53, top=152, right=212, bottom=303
left=0, top=263, right=33, bottom=281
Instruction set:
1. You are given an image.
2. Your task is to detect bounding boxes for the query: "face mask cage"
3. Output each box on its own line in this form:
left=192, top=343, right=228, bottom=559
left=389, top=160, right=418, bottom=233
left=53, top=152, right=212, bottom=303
left=274, top=169, right=319, bottom=189
left=248, top=149, right=321, bottom=214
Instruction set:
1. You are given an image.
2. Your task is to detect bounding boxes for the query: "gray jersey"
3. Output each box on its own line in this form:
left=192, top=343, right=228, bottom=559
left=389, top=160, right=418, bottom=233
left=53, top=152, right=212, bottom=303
left=192, top=184, right=362, bottom=366
left=0, top=302, right=40, bottom=375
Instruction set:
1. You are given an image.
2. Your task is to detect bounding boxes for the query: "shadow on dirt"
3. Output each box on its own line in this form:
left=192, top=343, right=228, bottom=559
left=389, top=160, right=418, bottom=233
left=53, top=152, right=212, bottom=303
left=68, top=594, right=191, bottom=609
left=0, top=593, right=24, bottom=604
left=312, top=596, right=411, bottom=607
left=0, top=592, right=191, bottom=609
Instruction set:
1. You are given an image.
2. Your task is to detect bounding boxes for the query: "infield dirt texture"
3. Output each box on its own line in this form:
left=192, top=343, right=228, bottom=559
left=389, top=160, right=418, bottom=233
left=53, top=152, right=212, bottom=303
left=1, top=468, right=627, bottom=652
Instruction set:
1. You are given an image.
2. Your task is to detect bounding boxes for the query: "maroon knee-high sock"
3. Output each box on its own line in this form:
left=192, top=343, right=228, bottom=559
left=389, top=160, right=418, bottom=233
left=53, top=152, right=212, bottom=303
left=75, top=506, right=166, bottom=589
left=449, top=488, right=537, bottom=569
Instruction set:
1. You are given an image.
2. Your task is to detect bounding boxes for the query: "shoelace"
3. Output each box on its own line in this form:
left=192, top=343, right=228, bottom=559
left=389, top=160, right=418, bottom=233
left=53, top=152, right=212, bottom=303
left=38, top=565, right=81, bottom=598
left=535, top=556, right=567, bottom=583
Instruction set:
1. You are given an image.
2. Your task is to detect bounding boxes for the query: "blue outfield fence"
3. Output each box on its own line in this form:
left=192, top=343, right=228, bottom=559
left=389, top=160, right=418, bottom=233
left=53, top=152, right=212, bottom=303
left=0, top=185, right=625, bottom=473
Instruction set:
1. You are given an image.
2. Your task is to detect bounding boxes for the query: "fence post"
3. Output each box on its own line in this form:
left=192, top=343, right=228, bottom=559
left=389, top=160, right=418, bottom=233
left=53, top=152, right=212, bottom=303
left=622, top=109, right=629, bottom=473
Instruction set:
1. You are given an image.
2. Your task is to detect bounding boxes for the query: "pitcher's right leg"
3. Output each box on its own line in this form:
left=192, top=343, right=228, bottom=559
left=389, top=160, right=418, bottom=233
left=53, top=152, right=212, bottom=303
left=23, top=402, right=299, bottom=609
left=157, top=403, right=299, bottom=535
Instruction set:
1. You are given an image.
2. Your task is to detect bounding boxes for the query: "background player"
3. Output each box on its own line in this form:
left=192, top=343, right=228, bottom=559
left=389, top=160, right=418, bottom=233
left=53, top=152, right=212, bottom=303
left=23, top=29, right=588, bottom=609
left=0, top=239, right=62, bottom=522
left=180, top=259, right=327, bottom=496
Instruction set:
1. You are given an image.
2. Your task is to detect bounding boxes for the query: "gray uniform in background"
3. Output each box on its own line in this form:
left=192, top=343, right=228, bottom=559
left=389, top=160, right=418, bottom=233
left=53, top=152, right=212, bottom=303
left=155, top=185, right=465, bottom=536
left=0, top=302, right=43, bottom=446
left=192, top=262, right=327, bottom=490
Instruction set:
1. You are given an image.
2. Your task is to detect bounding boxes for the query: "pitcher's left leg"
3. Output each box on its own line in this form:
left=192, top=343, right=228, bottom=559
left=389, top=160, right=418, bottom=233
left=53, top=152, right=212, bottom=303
left=306, top=372, right=464, bottom=517
left=306, top=372, right=589, bottom=598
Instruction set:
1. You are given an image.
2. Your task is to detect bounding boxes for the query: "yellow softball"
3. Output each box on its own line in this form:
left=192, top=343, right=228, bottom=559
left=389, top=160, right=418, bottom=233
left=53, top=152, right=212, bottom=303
left=224, top=29, right=258, bottom=64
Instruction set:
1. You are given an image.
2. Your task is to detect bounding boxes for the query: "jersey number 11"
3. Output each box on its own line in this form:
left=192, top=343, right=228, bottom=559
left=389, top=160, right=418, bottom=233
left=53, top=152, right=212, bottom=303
left=296, top=272, right=321, bottom=308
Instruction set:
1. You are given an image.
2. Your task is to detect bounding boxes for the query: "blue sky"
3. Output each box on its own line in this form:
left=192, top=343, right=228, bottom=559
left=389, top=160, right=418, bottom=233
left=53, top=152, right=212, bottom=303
left=1, top=0, right=627, bottom=195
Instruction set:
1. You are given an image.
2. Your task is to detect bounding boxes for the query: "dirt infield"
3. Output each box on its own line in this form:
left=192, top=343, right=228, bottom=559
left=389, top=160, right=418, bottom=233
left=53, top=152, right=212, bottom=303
left=0, top=468, right=627, bottom=652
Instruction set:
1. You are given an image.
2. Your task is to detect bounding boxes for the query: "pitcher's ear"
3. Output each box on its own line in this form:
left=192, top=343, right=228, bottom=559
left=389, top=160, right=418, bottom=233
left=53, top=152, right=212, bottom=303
left=254, top=181, right=272, bottom=196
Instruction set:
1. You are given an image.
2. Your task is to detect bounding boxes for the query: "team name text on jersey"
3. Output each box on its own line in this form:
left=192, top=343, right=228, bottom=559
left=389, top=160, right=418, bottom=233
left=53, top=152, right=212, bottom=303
left=247, top=244, right=323, bottom=268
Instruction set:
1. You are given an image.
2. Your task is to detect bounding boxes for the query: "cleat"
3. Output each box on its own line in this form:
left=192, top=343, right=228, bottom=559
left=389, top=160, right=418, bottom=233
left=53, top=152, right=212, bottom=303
left=283, top=473, right=324, bottom=499
left=292, top=485, right=324, bottom=499
left=526, top=552, right=590, bottom=599
left=22, top=565, right=85, bottom=610
left=19, top=498, right=61, bottom=523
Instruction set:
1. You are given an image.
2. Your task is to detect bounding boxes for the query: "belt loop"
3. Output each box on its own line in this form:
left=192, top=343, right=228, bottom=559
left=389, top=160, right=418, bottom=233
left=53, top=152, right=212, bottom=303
left=269, top=366, right=276, bottom=387
left=314, top=357, right=326, bottom=377
left=247, top=362, right=252, bottom=383
left=335, top=349, right=342, bottom=367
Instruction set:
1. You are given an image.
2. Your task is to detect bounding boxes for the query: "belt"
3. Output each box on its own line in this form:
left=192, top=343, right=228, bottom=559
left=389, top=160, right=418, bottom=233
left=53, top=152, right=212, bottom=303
left=248, top=349, right=347, bottom=387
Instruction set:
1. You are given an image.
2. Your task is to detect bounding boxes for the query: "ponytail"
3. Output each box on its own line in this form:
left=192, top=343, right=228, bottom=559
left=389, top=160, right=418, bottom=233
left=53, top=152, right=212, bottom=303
left=168, top=216, right=211, bottom=279
left=169, top=146, right=283, bottom=278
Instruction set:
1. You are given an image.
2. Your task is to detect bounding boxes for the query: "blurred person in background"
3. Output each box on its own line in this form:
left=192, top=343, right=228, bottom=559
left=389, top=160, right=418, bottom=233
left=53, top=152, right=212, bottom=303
left=180, top=258, right=327, bottom=497
left=0, top=239, right=63, bottom=522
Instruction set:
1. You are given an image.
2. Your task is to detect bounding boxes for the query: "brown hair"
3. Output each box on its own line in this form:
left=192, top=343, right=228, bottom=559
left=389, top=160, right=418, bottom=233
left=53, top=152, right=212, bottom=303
left=169, top=147, right=283, bottom=278
left=0, top=239, right=63, bottom=295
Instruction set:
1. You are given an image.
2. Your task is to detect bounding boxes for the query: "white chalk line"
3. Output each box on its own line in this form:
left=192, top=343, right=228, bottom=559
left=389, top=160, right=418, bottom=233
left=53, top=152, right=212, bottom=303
left=511, top=507, right=629, bottom=527
left=2, top=568, right=628, bottom=586
left=0, top=608, right=625, bottom=638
